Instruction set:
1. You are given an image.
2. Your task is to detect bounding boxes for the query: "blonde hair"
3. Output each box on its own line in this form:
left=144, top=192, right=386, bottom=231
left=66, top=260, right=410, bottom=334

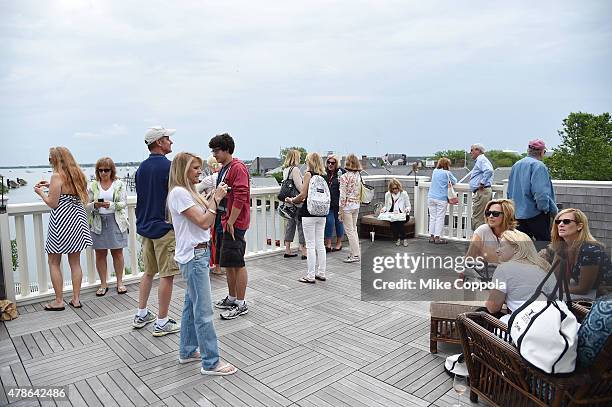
left=49, top=146, right=88, bottom=203
left=502, top=229, right=551, bottom=272
left=388, top=178, right=403, bottom=193
left=344, top=153, right=362, bottom=171
left=168, top=152, right=208, bottom=221
left=207, top=155, right=221, bottom=171
left=485, top=199, right=517, bottom=231
left=326, top=153, right=340, bottom=170
left=95, top=157, right=117, bottom=182
left=437, top=157, right=451, bottom=170
left=305, top=152, right=325, bottom=175
left=283, top=149, right=301, bottom=168
left=551, top=208, right=600, bottom=252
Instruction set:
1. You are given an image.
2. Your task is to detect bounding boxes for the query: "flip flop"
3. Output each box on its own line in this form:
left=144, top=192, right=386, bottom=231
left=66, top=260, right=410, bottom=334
left=68, top=300, right=82, bottom=309
left=44, top=304, right=65, bottom=311
left=96, top=287, right=109, bottom=297
left=117, top=286, right=127, bottom=295
left=332, top=246, right=343, bottom=252
left=200, top=362, right=237, bottom=376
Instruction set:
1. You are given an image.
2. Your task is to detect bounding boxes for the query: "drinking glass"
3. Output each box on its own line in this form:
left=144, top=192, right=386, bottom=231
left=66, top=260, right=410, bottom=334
left=453, top=374, right=468, bottom=407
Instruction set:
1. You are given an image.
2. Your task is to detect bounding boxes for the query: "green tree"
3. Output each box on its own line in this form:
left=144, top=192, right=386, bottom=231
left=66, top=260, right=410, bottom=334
left=545, top=112, right=612, bottom=181
left=433, top=150, right=470, bottom=167
left=486, top=150, right=523, bottom=168
left=280, top=147, right=307, bottom=165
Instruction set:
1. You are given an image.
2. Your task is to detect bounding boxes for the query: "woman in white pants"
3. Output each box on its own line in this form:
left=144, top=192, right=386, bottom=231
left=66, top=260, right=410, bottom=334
left=286, top=152, right=328, bottom=283
left=339, top=154, right=362, bottom=262
left=427, top=158, right=457, bottom=244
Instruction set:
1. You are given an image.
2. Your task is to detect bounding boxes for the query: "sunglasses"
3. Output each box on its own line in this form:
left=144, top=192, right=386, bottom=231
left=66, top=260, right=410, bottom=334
left=485, top=210, right=503, bottom=218
left=98, top=168, right=111, bottom=173
left=327, top=161, right=336, bottom=165
left=555, top=219, right=577, bottom=225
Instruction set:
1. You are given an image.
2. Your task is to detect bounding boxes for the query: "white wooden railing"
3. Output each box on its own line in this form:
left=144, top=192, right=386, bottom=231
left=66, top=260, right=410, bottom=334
left=413, top=182, right=505, bottom=241
left=0, top=186, right=287, bottom=304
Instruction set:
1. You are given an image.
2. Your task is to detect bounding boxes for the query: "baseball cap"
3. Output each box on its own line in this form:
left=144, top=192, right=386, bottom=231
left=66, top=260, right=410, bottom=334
left=528, top=139, right=546, bottom=150
left=144, top=126, right=176, bottom=145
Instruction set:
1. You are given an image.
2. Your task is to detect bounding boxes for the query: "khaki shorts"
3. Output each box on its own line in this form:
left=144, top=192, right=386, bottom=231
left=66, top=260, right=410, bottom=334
left=141, top=230, right=180, bottom=277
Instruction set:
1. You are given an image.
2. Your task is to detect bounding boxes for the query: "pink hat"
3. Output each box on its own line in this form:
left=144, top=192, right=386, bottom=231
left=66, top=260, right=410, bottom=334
left=528, top=139, right=546, bottom=150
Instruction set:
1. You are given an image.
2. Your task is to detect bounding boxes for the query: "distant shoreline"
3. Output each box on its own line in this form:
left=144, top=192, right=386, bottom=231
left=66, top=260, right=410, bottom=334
left=0, top=162, right=142, bottom=169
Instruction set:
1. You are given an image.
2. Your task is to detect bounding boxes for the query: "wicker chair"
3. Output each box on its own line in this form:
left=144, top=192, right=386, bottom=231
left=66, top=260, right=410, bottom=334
left=457, top=306, right=612, bottom=407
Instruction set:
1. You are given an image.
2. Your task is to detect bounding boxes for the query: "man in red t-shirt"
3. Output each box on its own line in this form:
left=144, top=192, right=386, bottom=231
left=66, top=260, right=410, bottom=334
left=209, top=133, right=251, bottom=319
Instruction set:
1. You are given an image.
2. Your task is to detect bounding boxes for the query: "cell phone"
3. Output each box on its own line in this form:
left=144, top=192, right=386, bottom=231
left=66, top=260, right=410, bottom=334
left=98, top=198, right=104, bottom=202
left=226, top=187, right=232, bottom=192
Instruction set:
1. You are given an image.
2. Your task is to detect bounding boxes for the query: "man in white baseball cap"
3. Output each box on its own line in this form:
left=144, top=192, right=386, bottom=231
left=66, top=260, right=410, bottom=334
left=144, top=126, right=176, bottom=146
left=133, top=125, right=181, bottom=337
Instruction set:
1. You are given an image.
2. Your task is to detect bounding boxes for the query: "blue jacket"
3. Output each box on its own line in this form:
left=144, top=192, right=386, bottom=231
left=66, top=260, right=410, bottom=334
left=507, top=156, right=558, bottom=219
left=428, top=168, right=457, bottom=201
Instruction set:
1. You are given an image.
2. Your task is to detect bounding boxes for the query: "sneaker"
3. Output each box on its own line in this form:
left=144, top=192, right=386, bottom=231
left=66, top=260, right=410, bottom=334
left=153, top=318, right=180, bottom=337
left=343, top=256, right=360, bottom=263
left=220, top=303, right=248, bottom=320
left=179, top=351, right=200, bottom=364
left=215, top=296, right=237, bottom=310
left=132, top=310, right=157, bottom=329
left=395, top=239, right=401, bottom=246
left=403, top=239, right=409, bottom=247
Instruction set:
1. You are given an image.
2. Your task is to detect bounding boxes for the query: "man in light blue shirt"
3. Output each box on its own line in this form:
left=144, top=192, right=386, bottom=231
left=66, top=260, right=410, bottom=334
left=507, top=139, right=557, bottom=249
left=469, top=143, right=494, bottom=230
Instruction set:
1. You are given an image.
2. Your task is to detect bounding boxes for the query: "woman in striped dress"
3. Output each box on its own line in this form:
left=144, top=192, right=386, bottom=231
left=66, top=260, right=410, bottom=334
left=34, top=147, right=92, bottom=311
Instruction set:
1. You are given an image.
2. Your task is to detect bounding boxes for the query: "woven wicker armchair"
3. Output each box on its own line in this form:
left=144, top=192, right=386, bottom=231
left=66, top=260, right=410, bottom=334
left=457, top=306, right=612, bottom=407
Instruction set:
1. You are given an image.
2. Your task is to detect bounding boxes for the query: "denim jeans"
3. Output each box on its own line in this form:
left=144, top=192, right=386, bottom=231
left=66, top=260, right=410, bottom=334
left=324, top=207, right=344, bottom=240
left=179, top=247, right=219, bottom=369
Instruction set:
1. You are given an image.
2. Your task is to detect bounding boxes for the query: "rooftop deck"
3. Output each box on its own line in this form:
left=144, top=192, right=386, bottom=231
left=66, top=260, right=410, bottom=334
left=1, top=238, right=484, bottom=407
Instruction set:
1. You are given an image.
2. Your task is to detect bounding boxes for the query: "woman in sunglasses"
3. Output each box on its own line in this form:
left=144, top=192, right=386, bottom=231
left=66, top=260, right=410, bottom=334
left=541, top=208, right=611, bottom=299
left=380, top=178, right=411, bottom=246
left=466, top=199, right=517, bottom=265
left=324, top=154, right=344, bottom=252
left=86, top=157, right=129, bottom=296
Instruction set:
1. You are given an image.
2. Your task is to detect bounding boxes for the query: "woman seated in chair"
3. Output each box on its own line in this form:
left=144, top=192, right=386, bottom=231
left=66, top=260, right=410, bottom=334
left=466, top=198, right=516, bottom=266
left=380, top=178, right=411, bottom=247
left=540, top=208, right=611, bottom=300
left=485, top=229, right=556, bottom=323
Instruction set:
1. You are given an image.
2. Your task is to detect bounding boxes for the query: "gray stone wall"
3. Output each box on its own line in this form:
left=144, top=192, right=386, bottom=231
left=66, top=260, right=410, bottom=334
left=553, top=184, right=612, bottom=249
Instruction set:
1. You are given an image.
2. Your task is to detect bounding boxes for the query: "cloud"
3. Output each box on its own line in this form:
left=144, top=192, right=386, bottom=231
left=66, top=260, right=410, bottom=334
left=74, top=124, right=128, bottom=139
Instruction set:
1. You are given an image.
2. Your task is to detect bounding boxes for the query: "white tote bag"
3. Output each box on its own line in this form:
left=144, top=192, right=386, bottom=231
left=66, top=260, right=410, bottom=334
left=447, top=172, right=459, bottom=205
left=508, top=257, right=579, bottom=374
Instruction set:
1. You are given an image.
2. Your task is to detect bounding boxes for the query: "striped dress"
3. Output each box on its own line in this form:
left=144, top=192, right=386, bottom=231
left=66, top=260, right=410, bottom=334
left=45, top=194, right=93, bottom=254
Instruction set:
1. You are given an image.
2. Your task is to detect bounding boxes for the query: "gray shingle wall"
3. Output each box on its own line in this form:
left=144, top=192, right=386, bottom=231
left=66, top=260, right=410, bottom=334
left=554, top=185, right=612, bottom=249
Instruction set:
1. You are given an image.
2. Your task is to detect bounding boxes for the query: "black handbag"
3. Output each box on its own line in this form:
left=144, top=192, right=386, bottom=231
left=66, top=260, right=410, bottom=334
left=277, top=166, right=300, bottom=201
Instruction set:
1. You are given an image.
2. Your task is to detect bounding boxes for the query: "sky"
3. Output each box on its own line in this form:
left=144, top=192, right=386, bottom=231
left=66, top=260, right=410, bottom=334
left=1, top=0, right=611, bottom=166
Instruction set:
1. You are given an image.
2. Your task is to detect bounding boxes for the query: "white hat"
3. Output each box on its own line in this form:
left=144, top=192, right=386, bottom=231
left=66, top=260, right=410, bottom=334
left=144, top=126, right=176, bottom=145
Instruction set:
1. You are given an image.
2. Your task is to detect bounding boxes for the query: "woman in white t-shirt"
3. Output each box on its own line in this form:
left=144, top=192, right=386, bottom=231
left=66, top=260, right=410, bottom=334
left=167, top=152, right=236, bottom=376
left=486, top=229, right=556, bottom=324
left=466, top=199, right=517, bottom=266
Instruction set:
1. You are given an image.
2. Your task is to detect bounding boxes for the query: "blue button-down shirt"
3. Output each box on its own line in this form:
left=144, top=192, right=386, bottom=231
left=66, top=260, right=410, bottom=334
left=507, top=156, right=558, bottom=219
left=469, top=154, right=493, bottom=191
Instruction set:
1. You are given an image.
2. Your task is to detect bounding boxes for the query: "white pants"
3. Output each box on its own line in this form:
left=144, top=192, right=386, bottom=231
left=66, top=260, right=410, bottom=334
left=428, top=198, right=448, bottom=237
left=302, top=217, right=326, bottom=279
left=343, top=208, right=360, bottom=258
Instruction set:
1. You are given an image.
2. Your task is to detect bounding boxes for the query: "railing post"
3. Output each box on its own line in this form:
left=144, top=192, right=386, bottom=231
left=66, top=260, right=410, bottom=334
left=0, top=211, right=15, bottom=301
left=15, top=215, right=30, bottom=297
left=33, top=213, right=49, bottom=294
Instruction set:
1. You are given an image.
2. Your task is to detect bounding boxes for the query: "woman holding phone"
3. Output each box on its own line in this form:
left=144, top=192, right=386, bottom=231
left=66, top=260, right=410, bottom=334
left=87, top=157, right=129, bottom=296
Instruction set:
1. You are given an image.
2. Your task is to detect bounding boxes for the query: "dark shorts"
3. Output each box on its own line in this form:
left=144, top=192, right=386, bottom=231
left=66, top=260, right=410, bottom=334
left=218, top=227, right=247, bottom=268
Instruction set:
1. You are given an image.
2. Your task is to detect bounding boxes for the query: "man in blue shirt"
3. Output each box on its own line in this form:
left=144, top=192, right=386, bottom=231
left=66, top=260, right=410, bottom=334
left=507, top=139, right=558, bottom=249
left=132, top=126, right=181, bottom=337
left=469, top=143, right=494, bottom=230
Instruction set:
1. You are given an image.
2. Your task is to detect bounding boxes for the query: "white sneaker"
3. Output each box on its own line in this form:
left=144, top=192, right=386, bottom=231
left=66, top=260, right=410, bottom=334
left=403, top=239, right=409, bottom=247
left=395, top=239, right=401, bottom=246
left=343, top=256, right=360, bottom=263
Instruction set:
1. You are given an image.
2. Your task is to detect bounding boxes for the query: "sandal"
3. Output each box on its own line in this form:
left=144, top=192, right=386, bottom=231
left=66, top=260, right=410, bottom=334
left=315, top=275, right=327, bottom=281
left=117, top=286, right=127, bottom=295
left=332, top=246, right=343, bottom=252
left=96, top=287, right=109, bottom=297
left=44, top=303, right=65, bottom=311
left=200, top=362, right=237, bottom=376
left=434, top=239, right=448, bottom=245
left=298, top=277, right=316, bottom=284
left=68, top=300, right=82, bottom=309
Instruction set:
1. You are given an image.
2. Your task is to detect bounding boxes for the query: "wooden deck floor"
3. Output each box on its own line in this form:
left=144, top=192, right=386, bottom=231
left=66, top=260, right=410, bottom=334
left=1, top=238, right=487, bottom=406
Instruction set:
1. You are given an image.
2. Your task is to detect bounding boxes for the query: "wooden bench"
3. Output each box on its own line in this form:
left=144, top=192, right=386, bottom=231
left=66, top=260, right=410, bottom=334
left=358, top=214, right=415, bottom=240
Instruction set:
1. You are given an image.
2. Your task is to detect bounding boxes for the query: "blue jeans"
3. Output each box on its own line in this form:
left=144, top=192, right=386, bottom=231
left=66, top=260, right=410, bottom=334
left=179, top=247, right=219, bottom=369
left=324, top=207, right=344, bottom=240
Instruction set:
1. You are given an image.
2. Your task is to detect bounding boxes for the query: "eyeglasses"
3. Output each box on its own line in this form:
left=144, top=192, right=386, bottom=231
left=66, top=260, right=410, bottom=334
left=555, top=219, right=577, bottom=225
left=98, top=168, right=111, bottom=173
left=485, top=210, right=503, bottom=218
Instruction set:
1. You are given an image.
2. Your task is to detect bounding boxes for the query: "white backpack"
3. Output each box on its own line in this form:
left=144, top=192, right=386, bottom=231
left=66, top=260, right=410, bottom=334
left=307, top=173, right=330, bottom=216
